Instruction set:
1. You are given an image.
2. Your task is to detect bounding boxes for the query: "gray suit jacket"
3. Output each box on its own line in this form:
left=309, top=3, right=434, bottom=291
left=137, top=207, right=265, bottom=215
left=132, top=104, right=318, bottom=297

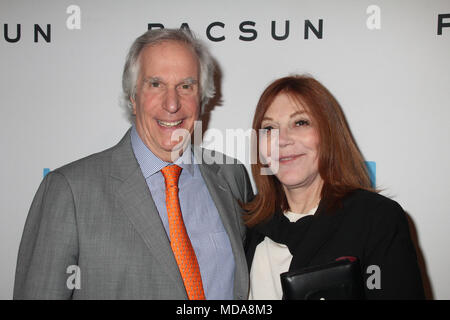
left=14, top=129, right=253, bottom=299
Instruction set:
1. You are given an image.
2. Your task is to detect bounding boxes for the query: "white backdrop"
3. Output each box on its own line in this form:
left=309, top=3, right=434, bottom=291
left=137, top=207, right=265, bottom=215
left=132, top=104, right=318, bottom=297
left=1, top=0, right=449, bottom=299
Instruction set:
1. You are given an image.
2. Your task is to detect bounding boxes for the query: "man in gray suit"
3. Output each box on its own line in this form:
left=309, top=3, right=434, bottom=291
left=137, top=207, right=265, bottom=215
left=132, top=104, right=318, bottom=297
left=14, top=29, right=253, bottom=299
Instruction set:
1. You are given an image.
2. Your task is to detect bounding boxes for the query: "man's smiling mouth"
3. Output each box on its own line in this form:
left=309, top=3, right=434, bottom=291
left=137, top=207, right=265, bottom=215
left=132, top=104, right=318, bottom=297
left=157, top=119, right=183, bottom=128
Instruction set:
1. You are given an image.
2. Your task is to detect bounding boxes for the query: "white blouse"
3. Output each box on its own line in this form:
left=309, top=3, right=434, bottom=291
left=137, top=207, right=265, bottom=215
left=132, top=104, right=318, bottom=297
left=248, top=206, right=317, bottom=300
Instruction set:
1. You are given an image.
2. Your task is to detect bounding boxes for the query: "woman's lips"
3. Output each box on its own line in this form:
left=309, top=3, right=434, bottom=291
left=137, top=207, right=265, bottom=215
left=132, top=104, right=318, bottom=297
left=278, top=154, right=305, bottom=164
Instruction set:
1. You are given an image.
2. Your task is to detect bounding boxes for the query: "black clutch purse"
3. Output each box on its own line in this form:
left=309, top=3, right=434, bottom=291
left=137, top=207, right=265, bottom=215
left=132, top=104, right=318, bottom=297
left=280, top=258, right=365, bottom=300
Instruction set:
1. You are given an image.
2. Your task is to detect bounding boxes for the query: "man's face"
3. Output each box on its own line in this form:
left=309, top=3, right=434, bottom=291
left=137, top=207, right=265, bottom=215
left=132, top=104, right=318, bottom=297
left=131, top=41, right=200, bottom=162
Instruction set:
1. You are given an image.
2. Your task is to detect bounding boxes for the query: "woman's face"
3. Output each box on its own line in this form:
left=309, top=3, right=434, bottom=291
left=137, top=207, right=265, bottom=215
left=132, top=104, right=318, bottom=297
left=260, top=93, right=322, bottom=190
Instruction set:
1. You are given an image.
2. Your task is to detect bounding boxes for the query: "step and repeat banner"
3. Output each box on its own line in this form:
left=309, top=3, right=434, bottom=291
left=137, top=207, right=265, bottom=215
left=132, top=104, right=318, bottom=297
left=1, top=0, right=449, bottom=299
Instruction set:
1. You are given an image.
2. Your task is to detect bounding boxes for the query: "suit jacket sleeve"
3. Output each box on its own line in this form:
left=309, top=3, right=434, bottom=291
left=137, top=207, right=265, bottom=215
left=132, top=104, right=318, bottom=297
left=14, top=171, right=79, bottom=299
left=363, top=199, right=425, bottom=299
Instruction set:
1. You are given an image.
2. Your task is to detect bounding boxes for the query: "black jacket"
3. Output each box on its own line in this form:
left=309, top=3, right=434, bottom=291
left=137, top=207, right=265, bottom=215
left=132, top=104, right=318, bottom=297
left=245, top=189, right=425, bottom=299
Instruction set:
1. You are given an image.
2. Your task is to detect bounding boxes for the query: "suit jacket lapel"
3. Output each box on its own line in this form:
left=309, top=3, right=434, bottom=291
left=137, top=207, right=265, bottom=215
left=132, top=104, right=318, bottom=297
left=109, top=130, right=186, bottom=296
left=198, top=163, right=240, bottom=242
left=195, top=148, right=248, bottom=298
left=194, top=148, right=241, bottom=245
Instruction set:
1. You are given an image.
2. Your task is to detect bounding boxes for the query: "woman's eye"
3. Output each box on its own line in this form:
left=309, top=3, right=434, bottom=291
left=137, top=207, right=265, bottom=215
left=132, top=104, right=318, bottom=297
left=261, top=126, right=273, bottom=133
left=295, top=120, right=309, bottom=127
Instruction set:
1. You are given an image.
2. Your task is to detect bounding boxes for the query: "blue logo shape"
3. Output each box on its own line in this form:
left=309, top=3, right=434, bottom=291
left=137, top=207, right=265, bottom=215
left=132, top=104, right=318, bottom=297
left=365, top=161, right=376, bottom=188
left=43, top=168, right=50, bottom=178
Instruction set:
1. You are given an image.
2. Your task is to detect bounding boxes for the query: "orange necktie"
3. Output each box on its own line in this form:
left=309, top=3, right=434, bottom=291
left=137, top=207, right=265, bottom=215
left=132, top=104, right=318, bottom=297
left=161, top=164, right=206, bottom=300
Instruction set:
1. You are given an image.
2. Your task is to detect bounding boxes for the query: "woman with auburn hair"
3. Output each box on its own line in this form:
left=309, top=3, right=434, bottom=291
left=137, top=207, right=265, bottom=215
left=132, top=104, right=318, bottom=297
left=243, top=75, right=424, bottom=300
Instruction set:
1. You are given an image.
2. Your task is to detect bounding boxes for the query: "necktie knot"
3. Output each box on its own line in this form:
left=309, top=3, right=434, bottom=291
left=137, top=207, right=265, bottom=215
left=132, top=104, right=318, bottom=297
left=161, top=164, right=182, bottom=189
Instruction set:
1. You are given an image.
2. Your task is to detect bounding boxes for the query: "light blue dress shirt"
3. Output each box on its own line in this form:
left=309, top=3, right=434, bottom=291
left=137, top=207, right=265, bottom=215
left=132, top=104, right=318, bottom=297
left=130, top=126, right=235, bottom=299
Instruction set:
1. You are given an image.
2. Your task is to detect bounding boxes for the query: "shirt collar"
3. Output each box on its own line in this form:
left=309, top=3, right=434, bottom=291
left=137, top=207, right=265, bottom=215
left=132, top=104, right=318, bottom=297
left=130, top=125, right=194, bottom=178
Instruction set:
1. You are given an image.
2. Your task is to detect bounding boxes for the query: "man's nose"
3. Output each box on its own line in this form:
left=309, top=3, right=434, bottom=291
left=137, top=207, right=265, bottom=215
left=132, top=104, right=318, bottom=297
left=163, top=87, right=181, bottom=113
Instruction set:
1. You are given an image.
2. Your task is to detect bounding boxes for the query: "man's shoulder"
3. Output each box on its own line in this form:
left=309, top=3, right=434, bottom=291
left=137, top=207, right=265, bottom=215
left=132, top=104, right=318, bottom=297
left=53, top=130, right=131, bottom=180
left=196, top=147, right=248, bottom=179
left=196, top=147, right=243, bottom=167
left=56, top=147, right=112, bottom=174
left=196, top=147, right=253, bottom=201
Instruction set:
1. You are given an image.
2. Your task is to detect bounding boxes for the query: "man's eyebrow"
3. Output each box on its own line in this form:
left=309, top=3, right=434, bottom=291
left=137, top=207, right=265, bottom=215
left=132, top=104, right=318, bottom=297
left=145, top=76, right=162, bottom=82
left=145, top=77, right=198, bottom=85
left=179, top=77, right=198, bottom=84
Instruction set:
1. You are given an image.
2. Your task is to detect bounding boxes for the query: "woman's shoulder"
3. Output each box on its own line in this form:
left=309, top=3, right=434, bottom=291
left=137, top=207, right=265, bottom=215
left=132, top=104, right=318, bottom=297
left=335, top=189, right=411, bottom=251
left=345, top=188, right=400, bottom=207
left=341, top=188, right=405, bottom=221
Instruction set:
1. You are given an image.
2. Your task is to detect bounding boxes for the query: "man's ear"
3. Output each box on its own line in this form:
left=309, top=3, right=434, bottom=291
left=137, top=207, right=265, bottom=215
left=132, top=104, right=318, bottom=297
left=130, top=96, right=136, bottom=115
